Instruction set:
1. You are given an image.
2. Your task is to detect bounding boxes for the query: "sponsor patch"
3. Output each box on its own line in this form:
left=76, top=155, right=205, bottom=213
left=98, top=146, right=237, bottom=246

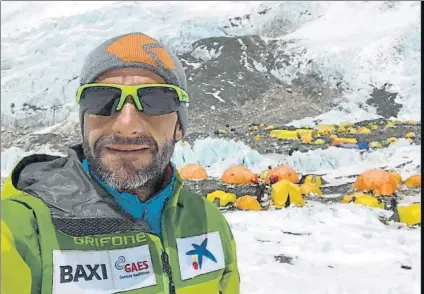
left=176, top=232, right=225, bottom=280
left=53, top=245, right=156, bottom=294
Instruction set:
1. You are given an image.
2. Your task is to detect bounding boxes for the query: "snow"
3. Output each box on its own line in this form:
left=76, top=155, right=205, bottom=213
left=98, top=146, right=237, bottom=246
left=286, top=103, right=383, bottom=128
left=204, top=90, right=225, bottom=103
left=1, top=145, right=65, bottom=178
left=191, top=45, right=223, bottom=62
left=280, top=1, right=421, bottom=125
left=227, top=203, right=420, bottom=294
left=180, top=57, right=202, bottom=70
left=172, top=138, right=275, bottom=177
left=1, top=1, right=420, bottom=128
left=285, top=144, right=421, bottom=183
left=3, top=137, right=419, bottom=192
left=252, top=60, right=268, bottom=73
left=32, top=122, right=62, bottom=135
left=237, top=38, right=254, bottom=72
left=1, top=1, right=264, bottom=126
left=1, top=141, right=421, bottom=294
left=2, top=140, right=421, bottom=294
left=171, top=138, right=421, bottom=188
left=1, top=2, right=421, bottom=293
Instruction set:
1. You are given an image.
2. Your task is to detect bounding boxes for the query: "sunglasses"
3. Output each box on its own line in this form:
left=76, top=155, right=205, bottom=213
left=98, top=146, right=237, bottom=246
left=76, top=83, right=190, bottom=116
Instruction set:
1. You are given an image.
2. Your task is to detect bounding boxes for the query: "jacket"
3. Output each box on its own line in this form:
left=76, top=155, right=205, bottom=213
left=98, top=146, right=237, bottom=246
left=1, top=145, right=240, bottom=294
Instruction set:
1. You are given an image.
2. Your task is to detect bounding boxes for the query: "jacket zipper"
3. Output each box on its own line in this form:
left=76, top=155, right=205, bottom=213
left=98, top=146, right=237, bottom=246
left=161, top=250, right=176, bottom=294
left=137, top=200, right=174, bottom=293
left=161, top=199, right=176, bottom=294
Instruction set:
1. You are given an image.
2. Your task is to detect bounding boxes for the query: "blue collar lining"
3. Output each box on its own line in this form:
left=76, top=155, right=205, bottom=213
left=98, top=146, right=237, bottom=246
left=81, top=159, right=175, bottom=237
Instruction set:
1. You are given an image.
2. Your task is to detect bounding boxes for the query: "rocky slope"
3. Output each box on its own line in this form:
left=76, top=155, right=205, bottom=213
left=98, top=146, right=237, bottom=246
left=1, top=28, right=410, bottom=153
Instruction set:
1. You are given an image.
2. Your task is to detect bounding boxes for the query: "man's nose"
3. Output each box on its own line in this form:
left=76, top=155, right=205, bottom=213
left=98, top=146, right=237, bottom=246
left=111, top=96, right=146, bottom=137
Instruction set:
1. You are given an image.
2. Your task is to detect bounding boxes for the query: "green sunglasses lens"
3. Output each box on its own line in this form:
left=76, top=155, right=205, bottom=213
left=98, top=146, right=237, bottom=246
left=79, top=86, right=122, bottom=116
left=136, top=86, right=181, bottom=115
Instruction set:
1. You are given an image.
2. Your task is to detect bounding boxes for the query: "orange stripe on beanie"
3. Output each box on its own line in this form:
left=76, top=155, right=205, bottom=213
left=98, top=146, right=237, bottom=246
left=105, top=34, right=175, bottom=70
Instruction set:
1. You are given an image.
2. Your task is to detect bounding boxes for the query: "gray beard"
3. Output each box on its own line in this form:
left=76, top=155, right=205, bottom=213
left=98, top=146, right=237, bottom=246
left=83, top=134, right=175, bottom=192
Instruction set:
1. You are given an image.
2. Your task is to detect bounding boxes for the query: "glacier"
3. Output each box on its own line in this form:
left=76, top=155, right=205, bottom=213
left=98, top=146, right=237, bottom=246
left=172, top=137, right=421, bottom=184
left=1, top=1, right=421, bottom=129
left=3, top=137, right=420, bottom=188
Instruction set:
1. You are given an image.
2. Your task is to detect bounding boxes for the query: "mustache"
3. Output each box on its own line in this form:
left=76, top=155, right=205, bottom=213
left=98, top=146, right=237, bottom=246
left=94, top=135, right=158, bottom=151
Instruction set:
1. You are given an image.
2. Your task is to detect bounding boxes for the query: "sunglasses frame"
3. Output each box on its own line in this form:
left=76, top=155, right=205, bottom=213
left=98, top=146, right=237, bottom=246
left=76, top=83, right=190, bottom=112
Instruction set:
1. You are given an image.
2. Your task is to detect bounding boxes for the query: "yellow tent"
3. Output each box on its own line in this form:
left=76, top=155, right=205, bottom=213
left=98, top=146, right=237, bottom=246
left=206, top=190, right=237, bottom=207
left=271, top=180, right=304, bottom=208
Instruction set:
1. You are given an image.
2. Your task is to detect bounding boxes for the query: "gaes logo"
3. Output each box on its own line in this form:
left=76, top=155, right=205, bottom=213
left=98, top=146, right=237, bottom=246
left=185, top=238, right=217, bottom=270
left=115, top=256, right=149, bottom=273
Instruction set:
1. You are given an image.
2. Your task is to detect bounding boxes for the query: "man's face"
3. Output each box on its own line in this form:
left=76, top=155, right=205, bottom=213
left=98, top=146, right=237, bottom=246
left=82, top=68, right=183, bottom=191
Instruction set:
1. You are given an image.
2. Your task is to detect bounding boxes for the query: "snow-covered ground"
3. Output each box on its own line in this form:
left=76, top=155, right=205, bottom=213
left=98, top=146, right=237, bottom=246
left=229, top=203, right=420, bottom=294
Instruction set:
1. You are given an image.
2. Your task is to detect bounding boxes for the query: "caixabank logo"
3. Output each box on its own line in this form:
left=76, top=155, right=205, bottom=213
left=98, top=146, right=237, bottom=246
left=176, top=232, right=226, bottom=280
left=185, top=238, right=217, bottom=270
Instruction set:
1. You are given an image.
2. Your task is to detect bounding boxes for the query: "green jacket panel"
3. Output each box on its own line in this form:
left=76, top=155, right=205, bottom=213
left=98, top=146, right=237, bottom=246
left=1, top=145, right=240, bottom=294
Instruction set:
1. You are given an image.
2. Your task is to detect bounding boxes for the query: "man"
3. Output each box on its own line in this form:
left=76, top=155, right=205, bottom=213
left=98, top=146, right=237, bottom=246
left=1, top=32, right=240, bottom=294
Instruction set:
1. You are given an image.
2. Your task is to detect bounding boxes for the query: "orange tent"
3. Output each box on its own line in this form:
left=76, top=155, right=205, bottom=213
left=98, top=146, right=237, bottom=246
left=405, top=175, right=421, bottom=188
left=265, top=165, right=299, bottom=184
left=354, top=169, right=398, bottom=196
left=221, top=165, right=259, bottom=184
left=389, top=172, right=402, bottom=185
left=178, top=164, right=208, bottom=180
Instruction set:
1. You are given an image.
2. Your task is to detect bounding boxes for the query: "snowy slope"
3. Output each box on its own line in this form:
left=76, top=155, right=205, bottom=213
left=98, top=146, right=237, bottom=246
left=229, top=203, right=420, bottom=294
left=1, top=1, right=421, bottom=129
left=283, top=1, right=421, bottom=126
left=0, top=1, right=265, bottom=127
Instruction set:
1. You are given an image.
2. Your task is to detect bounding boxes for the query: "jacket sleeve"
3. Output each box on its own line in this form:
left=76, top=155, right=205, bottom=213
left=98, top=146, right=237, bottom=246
left=1, top=199, right=43, bottom=294
left=219, top=222, right=240, bottom=294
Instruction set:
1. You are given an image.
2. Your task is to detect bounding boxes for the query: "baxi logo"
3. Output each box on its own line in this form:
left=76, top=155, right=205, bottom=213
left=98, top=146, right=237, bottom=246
left=185, top=238, right=217, bottom=270
left=59, top=264, right=108, bottom=283
left=115, top=256, right=149, bottom=273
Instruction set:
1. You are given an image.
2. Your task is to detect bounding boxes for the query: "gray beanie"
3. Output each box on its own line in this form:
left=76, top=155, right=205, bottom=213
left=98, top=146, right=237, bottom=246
left=79, top=32, right=189, bottom=137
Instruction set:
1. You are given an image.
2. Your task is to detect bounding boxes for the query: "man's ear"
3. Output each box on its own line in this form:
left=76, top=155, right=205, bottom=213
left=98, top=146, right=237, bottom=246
left=174, top=121, right=183, bottom=142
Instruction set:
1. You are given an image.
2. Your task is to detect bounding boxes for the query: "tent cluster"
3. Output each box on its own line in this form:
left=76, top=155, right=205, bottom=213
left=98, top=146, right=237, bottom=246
left=353, top=169, right=421, bottom=195
left=178, top=163, right=421, bottom=226
left=343, top=170, right=421, bottom=225
left=245, top=120, right=419, bottom=149
left=182, top=164, right=324, bottom=210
